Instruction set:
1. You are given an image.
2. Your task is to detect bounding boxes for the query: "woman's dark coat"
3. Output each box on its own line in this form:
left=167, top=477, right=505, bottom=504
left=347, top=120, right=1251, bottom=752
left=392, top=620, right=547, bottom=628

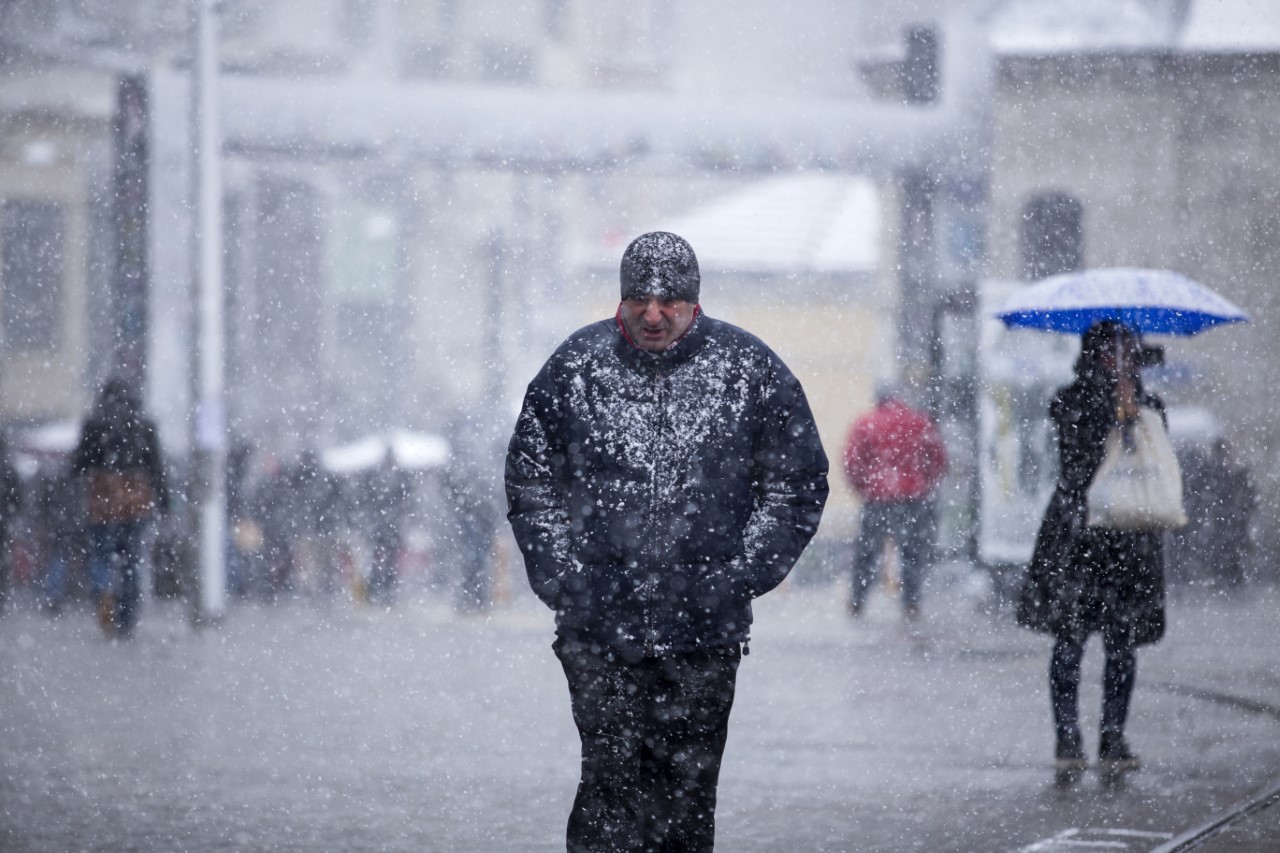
left=1017, top=373, right=1167, bottom=647
left=505, top=310, right=829, bottom=661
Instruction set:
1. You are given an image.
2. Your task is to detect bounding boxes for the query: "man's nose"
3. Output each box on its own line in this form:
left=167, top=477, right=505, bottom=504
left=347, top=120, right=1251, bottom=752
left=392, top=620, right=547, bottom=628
left=642, top=300, right=663, bottom=322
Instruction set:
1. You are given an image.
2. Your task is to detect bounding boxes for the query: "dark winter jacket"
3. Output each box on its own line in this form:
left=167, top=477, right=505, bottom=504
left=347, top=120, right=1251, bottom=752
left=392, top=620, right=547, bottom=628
left=71, top=400, right=169, bottom=524
left=505, top=310, right=829, bottom=660
left=1017, top=374, right=1166, bottom=647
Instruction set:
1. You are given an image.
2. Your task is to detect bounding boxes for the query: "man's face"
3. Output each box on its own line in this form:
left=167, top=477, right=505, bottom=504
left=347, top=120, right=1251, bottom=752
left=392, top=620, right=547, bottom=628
left=619, top=297, right=697, bottom=352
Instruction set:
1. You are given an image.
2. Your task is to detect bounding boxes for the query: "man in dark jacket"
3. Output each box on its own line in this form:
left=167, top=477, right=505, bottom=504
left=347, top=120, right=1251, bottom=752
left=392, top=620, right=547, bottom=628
left=71, top=378, right=168, bottom=637
left=506, top=231, right=829, bottom=851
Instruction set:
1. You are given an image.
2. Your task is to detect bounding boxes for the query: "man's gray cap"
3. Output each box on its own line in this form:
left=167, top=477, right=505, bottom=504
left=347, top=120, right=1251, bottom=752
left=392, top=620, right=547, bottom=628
left=619, top=231, right=701, bottom=303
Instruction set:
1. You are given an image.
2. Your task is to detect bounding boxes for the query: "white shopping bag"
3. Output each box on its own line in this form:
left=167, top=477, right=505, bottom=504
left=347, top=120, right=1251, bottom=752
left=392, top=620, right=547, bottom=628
left=1087, top=407, right=1189, bottom=530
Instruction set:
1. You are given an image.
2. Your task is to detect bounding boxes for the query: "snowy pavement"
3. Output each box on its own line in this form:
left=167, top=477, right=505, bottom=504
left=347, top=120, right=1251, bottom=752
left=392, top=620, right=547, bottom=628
left=2, top=565, right=1279, bottom=852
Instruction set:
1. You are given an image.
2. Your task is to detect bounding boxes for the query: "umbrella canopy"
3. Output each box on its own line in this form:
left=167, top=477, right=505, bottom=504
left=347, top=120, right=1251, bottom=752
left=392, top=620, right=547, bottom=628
left=996, top=268, right=1249, bottom=336
left=321, top=430, right=450, bottom=474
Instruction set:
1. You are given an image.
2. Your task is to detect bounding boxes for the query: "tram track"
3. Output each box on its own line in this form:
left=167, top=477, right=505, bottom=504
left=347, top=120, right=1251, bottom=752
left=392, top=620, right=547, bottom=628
left=1147, top=681, right=1280, bottom=721
left=1147, top=778, right=1280, bottom=852
left=1020, top=680, right=1280, bottom=852
left=1146, top=681, right=1280, bottom=851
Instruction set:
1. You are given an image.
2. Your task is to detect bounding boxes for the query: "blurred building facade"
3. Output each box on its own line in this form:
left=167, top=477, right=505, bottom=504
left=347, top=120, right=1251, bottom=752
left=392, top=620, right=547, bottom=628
left=3, top=0, right=1279, bottom=571
left=981, top=12, right=1280, bottom=577
left=0, top=0, right=888, bottom=460
left=0, top=69, right=111, bottom=425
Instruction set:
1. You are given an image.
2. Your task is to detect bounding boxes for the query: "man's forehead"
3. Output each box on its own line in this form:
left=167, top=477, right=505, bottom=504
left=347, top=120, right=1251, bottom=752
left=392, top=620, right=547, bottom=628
left=623, top=295, right=690, bottom=307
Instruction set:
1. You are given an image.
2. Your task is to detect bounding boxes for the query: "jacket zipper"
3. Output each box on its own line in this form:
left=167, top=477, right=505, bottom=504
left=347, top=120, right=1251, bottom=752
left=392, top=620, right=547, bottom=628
left=644, top=366, right=665, bottom=658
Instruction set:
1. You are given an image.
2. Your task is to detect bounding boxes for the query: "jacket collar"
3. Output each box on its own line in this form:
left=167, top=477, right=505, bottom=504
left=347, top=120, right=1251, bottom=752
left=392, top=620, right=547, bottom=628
left=614, top=304, right=709, bottom=371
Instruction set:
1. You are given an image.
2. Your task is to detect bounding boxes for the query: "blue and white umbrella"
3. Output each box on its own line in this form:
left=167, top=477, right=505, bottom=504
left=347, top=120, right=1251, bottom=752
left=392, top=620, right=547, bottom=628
left=996, top=267, right=1249, bottom=336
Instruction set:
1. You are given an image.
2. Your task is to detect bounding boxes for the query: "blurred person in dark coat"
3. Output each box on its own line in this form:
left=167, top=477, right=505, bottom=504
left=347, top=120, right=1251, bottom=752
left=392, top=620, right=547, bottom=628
left=250, top=455, right=294, bottom=601
left=71, top=378, right=168, bottom=637
left=1018, top=322, right=1167, bottom=779
left=362, top=451, right=413, bottom=606
left=506, top=232, right=828, bottom=851
left=442, top=459, right=499, bottom=613
left=1166, top=443, right=1213, bottom=586
left=223, top=439, right=258, bottom=598
left=32, top=463, right=83, bottom=614
left=1206, top=438, right=1257, bottom=589
left=282, top=449, right=345, bottom=597
left=0, top=435, right=21, bottom=615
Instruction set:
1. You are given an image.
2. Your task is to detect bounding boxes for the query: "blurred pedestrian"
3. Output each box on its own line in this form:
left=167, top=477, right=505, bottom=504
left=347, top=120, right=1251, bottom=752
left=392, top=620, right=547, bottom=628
left=362, top=450, right=412, bottom=606
left=506, top=231, right=829, bottom=851
left=71, top=378, right=168, bottom=638
left=224, top=439, right=256, bottom=598
left=1166, top=442, right=1212, bottom=586
left=282, top=449, right=345, bottom=597
left=442, top=459, right=498, bottom=613
left=1017, top=321, right=1167, bottom=779
left=250, top=455, right=294, bottom=601
left=31, top=462, right=83, bottom=614
left=1206, top=438, right=1257, bottom=589
left=0, top=435, right=21, bottom=615
left=842, top=381, right=947, bottom=620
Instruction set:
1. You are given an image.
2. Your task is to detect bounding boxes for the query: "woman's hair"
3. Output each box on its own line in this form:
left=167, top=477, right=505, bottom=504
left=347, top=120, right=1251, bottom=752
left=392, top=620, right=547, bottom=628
left=1075, top=320, right=1140, bottom=380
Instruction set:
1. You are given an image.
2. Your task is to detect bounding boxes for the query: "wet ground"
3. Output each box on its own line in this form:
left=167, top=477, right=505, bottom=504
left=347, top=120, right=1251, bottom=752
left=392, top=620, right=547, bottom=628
left=2, top=565, right=1278, bottom=852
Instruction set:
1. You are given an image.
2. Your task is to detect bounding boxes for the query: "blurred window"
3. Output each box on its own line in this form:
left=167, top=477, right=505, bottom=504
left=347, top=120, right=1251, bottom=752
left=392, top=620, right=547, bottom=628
left=1, top=198, right=64, bottom=352
left=340, top=0, right=375, bottom=47
left=402, top=42, right=450, bottom=79
left=585, top=0, right=664, bottom=86
left=480, top=40, right=535, bottom=83
left=1021, top=192, right=1083, bottom=281
left=545, top=0, right=567, bottom=40
left=439, top=0, right=459, bottom=30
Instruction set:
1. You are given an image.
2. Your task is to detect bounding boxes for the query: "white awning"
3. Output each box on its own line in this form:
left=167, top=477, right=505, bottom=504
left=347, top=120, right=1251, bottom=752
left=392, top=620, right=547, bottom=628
left=658, top=174, right=880, bottom=275
left=573, top=174, right=881, bottom=280
left=321, top=431, right=450, bottom=474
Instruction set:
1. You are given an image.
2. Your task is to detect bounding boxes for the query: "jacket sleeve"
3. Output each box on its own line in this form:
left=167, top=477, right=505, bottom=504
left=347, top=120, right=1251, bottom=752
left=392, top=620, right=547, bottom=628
left=734, top=355, right=830, bottom=598
left=504, top=361, right=580, bottom=610
left=921, top=417, right=948, bottom=490
left=842, top=421, right=870, bottom=495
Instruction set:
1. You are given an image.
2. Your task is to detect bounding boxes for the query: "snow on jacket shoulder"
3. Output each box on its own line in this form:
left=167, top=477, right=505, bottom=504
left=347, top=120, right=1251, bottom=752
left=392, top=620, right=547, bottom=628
left=842, top=400, right=947, bottom=503
left=505, top=311, right=829, bottom=659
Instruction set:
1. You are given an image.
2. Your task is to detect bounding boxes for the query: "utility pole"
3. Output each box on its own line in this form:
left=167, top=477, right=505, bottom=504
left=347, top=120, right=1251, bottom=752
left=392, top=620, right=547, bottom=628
left=191, top=0, right=226, bottom=624
left=895, top=25, right=941, bottom=384
left=112, top=75, right=149, bottom=386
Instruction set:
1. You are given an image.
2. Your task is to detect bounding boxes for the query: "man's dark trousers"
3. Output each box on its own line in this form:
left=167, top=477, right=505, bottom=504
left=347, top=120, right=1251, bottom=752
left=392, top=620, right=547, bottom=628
left=554, top=637, right=742, bottom=852
left=850, top=498, right=934, bottom=611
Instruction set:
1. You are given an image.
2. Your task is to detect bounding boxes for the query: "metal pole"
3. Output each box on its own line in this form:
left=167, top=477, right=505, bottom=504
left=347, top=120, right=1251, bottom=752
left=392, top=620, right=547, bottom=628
left=191, top=0, right=226, bottom=623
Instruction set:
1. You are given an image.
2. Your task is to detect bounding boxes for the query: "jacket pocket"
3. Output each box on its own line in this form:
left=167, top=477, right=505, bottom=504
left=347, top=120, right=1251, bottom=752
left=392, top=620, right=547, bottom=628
left=657, top=562, right=752, bottom=641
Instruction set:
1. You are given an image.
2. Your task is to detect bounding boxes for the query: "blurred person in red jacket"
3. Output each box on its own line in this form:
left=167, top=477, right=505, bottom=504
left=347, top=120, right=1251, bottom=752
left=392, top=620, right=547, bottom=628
left=843, top=381, right=947, bottom=620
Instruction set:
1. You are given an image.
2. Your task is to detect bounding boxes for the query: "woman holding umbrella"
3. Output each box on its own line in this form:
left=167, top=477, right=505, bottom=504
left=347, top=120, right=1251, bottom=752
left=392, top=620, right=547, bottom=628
left=1001, top=267, right=1246, bottom=780
left=1017, top=321, right=1167, bottom=779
